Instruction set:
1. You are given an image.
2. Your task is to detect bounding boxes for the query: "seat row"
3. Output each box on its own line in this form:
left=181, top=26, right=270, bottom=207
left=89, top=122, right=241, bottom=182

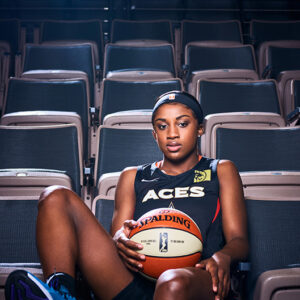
left=2, top=39, right=300, bottom=112
left=1, top=75, right=300, bottom=162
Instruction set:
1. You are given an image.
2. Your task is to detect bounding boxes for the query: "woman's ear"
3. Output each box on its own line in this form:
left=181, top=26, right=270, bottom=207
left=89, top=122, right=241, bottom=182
left=197, top=124, right=204, bottom=137
left=152, top=129, right=158, bottom=141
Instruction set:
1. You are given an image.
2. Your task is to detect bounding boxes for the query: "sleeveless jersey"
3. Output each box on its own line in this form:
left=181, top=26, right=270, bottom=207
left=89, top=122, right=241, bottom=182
left=134, top=156, right=225, bottom=259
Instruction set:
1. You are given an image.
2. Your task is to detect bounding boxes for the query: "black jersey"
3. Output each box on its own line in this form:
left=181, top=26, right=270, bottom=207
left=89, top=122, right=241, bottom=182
left=134, top=156, right=225, bottom=259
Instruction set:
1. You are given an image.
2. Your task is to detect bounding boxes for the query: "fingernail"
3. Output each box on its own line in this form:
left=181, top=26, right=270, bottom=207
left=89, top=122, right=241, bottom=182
left=140, top=255, right=145, bottom=260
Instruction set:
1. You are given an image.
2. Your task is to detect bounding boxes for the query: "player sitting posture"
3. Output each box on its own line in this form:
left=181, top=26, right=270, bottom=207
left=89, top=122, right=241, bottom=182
left=5, top=91, right=248, bottom=300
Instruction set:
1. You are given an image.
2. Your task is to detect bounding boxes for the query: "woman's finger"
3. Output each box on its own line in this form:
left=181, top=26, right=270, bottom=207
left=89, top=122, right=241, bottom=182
left=206, top=262, right=219, bottom=294
left=119, top=251, right=143, bottom=272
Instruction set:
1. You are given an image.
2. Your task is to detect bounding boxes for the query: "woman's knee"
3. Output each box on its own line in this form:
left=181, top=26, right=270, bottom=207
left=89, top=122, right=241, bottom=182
left=38, top=185, right=75, bottom=207
left=155, top=268, right=192, bottom=299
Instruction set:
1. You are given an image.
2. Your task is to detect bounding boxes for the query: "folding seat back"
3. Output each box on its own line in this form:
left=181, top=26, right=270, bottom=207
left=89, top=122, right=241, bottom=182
left=99, top=78, right=182, bottom=123
left=111, top=19, right=173, bottom=45
left=40, top=20, right=103, bottom=68
left=201, top=113, right=286, bottom=158
left=264, top=44, right=300, bottom=80
left=94, top=126, right=162, bottom=191
left=185, top=43, right=258, bottom=95
left=250, top=20, right=300, bottom=48
left=1, top=77, right=90, bottom=161
left=259, top=40, right=300, bottom=78
left=22, top=43, right=96, bottom=107
left=0, top=124, right=83, bottom=196
left=240, top=172, right=300, bottom=300
left=181, top=20, right=243, bottom=53
left=103, top=43, right=176, bottom=80
left=197, top=79, right=282, bottom=117
left=205, top=125, right=300, bottom=172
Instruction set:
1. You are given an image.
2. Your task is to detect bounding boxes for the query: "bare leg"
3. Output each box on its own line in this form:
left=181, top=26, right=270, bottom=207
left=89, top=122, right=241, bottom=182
left=154, top=267, right=215, bottom=300
left=36, top=186, right=133, bottom=300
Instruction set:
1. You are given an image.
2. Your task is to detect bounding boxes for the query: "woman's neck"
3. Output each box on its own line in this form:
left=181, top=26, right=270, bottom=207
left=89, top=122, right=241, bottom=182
left=159, top=152, right=201, bottom=176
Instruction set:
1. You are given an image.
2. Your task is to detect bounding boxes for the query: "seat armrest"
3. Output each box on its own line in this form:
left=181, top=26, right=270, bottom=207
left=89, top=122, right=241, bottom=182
left=287, top=107, right=300, bottom=126
left=254, top=267, right=300, bottom=300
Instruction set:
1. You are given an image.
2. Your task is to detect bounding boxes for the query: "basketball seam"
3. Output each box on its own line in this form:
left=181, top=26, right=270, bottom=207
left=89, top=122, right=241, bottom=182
left=130, top=226, right=203, bottom=242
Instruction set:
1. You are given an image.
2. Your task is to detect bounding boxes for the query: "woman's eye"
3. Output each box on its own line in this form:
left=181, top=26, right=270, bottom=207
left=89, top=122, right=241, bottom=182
left=178, top=122, right=188, bottom=127
left=157, top=124, right=167, bottom=130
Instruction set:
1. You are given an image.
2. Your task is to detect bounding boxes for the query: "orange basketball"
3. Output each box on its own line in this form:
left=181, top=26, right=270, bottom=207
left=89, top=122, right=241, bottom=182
left=129, top=208, right=203, bottom=280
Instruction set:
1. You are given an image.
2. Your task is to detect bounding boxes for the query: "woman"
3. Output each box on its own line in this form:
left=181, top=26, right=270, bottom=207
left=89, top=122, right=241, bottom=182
left=5, top=91, right=248, bottom=300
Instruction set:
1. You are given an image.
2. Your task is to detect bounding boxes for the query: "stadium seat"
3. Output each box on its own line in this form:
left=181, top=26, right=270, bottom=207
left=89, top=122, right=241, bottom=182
left=0, top=124, right=83, bottom=196
left=258, top=40, right=300, bottom=78
left=240, top=171, right=300, bottom=300
left=184, top=42, right=258, bottom=95
left=201, top=112, right=286, bottom=158
left=99, top=78, right=182, bottom=123
left=261, top=43, right=300, bottom=80
left=197, top=79, right=282, bottom=117
left=94, top=126, right=162, bottom=193
left=111, top=19, right=173, bottom=45
left=20, top=43, right=98, bottom=107
left=181, top=20, right=243, bottom=56
left=250, top=20, right=300, bottom=49
left=39, top=19, right=103, bottom=70
left=103, top=43, right=176, bottom=80
left=1, top=77, right=90, bottom=162
left=203, top=124, right=300, bottom=172
left=0, top=169, right=73, bottom=299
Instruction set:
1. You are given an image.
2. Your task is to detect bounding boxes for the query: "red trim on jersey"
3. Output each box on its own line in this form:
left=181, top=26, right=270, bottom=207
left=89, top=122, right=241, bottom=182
left=212, top=198, right=220, bottom=223
left=155, top=155, right=202, bottom=169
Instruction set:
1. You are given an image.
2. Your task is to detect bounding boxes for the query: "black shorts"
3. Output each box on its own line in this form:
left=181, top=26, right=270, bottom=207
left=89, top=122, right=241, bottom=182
left=113, top=273, right=155, bottom=300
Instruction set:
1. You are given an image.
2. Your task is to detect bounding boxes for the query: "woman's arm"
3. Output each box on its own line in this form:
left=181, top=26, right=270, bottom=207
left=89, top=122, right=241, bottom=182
left=197, top=160, right=249, bottom=300
left=111, top=167, right=146, bottom=272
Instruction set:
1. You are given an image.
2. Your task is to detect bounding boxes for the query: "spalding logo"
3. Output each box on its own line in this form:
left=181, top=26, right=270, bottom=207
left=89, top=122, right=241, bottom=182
left=137, top=214, right=191, bottom=230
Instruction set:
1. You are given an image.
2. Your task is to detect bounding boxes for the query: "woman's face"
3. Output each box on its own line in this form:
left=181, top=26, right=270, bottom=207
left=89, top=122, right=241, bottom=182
left=152, top=103, right=203, bottom=162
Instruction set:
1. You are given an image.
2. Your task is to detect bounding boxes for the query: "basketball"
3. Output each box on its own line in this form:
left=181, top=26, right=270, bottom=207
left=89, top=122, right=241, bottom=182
left=129, top=208, right=203, bottom=280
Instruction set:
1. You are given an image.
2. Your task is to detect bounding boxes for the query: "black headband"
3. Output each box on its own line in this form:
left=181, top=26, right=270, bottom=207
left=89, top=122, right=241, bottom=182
left=152, top=91, right=203, bottom=124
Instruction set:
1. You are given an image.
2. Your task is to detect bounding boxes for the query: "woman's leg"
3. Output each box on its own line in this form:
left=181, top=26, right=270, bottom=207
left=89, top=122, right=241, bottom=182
left=36, top=185, right=133, bottom=300
left=154, top=267, right=215, bottom=300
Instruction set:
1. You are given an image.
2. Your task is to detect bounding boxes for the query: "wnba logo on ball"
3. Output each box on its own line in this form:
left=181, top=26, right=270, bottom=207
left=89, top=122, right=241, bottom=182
left=160, top=232, right=168, bottom=252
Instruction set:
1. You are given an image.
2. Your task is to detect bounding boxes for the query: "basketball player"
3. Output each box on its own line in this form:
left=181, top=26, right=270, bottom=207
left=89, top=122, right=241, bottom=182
left=5, top=91, right=248, bottom=300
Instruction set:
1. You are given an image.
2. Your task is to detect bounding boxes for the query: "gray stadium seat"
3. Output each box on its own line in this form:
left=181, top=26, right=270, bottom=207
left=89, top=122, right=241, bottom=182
left=206, top=125, right=300, bottom=172
left=0, top=124, right=83, bottom=196
left=1, top=77, right=90, bottom=162
left=0, top=169, right=73, bottom=299
left=201, top=112, right=286, bottom=158
left=40, top=19, right=103, bottom=70
left=94, top=126, right=162, bottom=191
left=240, top=171, right=300, bottom=300
left=197, top=79, right=282, bottom=117
left=111, top=19, right=173, bottom=45
left=103, top=43, right=176, bottom=80
left=21, top=43, right=97, bottom=107
left=99, top=78, right=182, bottom=123
left=184, top=42, right=258, bottom=95
left=181, top=20, right=243, bottom=55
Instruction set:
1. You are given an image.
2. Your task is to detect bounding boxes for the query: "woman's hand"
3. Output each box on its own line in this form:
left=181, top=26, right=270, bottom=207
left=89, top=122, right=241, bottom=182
left=113, top=219, right=145, bottom=272
left=195, top=251, right=231, bottom=300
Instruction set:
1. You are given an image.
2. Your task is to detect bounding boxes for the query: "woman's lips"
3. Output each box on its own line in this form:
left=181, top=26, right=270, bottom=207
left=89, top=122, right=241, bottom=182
left=166, top=143, right=181, bottom=152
